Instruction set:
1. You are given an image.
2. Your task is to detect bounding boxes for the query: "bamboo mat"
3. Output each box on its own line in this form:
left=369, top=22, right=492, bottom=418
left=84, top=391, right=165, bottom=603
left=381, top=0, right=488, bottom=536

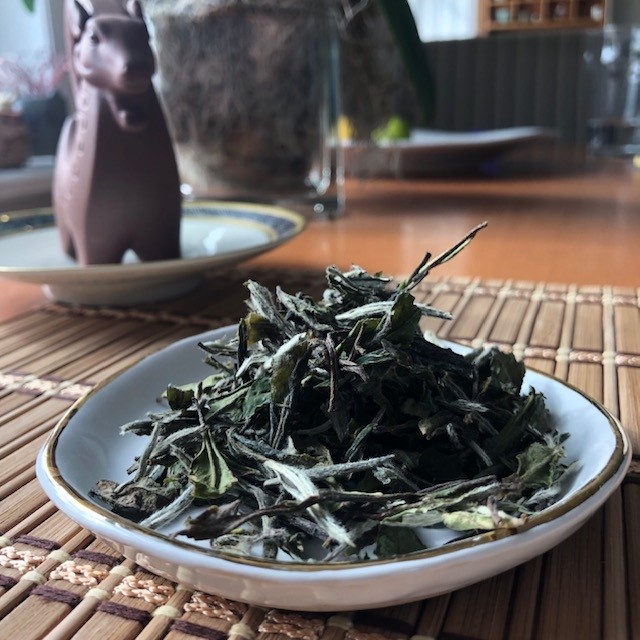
left=0, top=267, right=639, bottom=640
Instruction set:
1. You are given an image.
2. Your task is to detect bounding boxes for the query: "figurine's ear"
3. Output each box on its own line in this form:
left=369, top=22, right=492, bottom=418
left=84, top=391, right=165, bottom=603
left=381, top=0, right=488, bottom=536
left=127, top=0, right=144, bottom=20
left=69, top=0, right=91, bottom=40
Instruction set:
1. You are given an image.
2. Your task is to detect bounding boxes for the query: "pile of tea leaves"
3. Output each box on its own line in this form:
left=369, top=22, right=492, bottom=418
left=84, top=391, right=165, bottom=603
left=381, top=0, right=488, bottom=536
left=93, top=223, right=572, bottom=562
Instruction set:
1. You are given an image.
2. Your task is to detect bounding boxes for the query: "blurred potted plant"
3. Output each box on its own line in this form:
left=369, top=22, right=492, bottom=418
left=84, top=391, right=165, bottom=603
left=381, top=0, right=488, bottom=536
left=15, top=0, right=433, bottom=187
left=338, top=0, right=434, bottom=139
left=7, top=0, right=68, bottom=156
left=0, top=93, right=30, bottom=169
left=0, top=54, right=68, bottom=156
left=0, top=0, right=36, bottom=166
left=139, top=0, right=433, bottom=199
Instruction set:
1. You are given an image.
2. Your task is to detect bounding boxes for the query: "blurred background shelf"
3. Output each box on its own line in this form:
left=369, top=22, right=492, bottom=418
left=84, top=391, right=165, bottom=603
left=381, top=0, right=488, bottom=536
left=0, top=156, right=54, bottom=211
left=479, top=0, right=607, bottom=34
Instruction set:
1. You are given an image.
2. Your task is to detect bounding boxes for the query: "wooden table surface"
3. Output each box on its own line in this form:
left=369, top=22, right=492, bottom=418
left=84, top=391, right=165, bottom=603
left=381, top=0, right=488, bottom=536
left=2, top=152, right=639, bottom=322
left=1, top=151, right=639, bottom=640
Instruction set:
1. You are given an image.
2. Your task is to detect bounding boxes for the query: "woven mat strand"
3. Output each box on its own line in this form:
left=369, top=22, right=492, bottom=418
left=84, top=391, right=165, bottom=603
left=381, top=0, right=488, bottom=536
left=0, top=269, right=638, bottom=640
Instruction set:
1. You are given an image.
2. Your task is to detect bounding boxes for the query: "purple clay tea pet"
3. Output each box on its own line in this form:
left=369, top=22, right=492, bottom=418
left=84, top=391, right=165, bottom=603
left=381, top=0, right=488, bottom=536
left=53, top=0, right=182, bottom=265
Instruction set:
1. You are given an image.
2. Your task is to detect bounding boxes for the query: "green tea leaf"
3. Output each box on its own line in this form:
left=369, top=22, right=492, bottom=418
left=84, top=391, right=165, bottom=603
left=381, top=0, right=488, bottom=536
left=95, top=224, right=573, bottom=562
left=188, top=432, right=237, bottom=500
left=165, top=384, right=195, bottom=410
left=90, top=479, right=178, bottom=522
left=381, top=291, right=422, bottom=345
left=204, top=385, right=249, bottom=421
left=384, top=477, right=502, bottom=527
left=442, top=505, right=525, bottom=531
left=376, top=525, right=424, bottom=558
left=269, top=333, right=310, bottom=404
left=487, top=348, right=526, bottom=393
left=243, top=311, right=279, bottom=344
left=516, top=437, right=566, bottom=489
left=242, top=376, right=271, bottom=420
left=264, top=459, right=353, bottom=547
left=164, top=373, right=222, bottom=409
left=484, top=392, right=545, bottom=459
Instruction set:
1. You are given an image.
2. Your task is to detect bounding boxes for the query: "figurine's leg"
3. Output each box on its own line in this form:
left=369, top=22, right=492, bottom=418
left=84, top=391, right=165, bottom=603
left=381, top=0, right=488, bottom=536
left=52, top=118, right=78, bottom=261
left=75, top=237, right=128, bottom=266
left=133, top=225, right=181, bottom=262
left=58, top=224, right=77, bottom=260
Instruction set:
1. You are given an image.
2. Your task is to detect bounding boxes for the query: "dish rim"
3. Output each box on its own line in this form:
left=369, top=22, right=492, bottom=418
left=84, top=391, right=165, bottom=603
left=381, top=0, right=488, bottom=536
left=341, top=126, right=556, bottom=151
left=39, top=327, right=630, bottom=572
left=0, top=201, right=306, bottom=277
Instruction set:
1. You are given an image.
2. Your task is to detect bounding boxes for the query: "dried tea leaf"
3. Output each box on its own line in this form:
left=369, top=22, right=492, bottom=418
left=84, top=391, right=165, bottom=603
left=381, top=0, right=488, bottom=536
left=442, top=505, right=525, bottom=531
left=179, top=500, right=243, bottom=540
left=165, top=384, right=196, bottom=410
left=264, top=459, right=353, bottom=547
left=376, top=525, right=424, bottom=558
left=269, top=333, right=310, bottom=404
left=381, top=291, right=422, bottom=345
left=516, top=436, right=567, bottom=489
left=189, top=432, right=237, bottom=500
left=95, top=224, right=572, bottom=562
left=90, top=479, right=177, bottom=521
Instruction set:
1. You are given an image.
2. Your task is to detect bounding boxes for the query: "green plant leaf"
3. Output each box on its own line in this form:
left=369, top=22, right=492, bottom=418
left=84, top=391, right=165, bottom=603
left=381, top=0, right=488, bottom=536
left=377, top=0, right=435, bottom=124
left=22, top=0, right=35, bottom=12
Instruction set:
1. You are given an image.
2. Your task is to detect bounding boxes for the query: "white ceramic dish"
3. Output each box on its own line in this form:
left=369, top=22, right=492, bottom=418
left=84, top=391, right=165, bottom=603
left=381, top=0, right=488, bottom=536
left=36, top=327, right=630, bottom=611
left=0, top=202, right=305, bottom=305
left=343, top=126, right=556, bottom=178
